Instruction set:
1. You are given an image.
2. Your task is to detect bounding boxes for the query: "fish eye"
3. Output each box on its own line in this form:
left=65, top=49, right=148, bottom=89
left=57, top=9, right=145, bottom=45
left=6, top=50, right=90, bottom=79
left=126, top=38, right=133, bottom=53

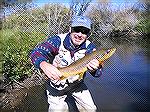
left=106, top=50, right=110, bottom=54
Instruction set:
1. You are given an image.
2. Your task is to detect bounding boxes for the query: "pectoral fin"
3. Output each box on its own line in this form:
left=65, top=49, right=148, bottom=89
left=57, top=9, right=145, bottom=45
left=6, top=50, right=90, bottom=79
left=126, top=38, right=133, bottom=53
left=78, top=72, right=85, bottom=80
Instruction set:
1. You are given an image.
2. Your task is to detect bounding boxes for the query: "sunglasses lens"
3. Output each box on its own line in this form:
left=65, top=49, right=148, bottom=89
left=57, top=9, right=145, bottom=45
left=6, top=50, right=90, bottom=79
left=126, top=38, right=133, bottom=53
left=71, top=27, right=90, bottom=35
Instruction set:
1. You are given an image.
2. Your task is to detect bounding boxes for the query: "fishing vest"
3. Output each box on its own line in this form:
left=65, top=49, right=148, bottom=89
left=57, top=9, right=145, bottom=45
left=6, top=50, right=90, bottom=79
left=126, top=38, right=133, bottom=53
left=50, top=33, right=91, bottom=90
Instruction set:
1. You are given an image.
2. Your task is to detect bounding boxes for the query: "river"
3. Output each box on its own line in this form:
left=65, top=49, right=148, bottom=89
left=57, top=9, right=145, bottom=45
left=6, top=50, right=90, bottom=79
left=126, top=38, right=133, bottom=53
left=85, top=40, right=150, bottom=112
left=1, top=39, right=150, bottom=112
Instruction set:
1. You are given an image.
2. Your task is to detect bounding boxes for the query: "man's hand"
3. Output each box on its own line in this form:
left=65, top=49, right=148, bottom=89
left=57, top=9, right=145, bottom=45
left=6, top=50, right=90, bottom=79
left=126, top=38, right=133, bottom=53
left=40, top=61, right=62, bottom=80
left=87, top=59, right=103, bottom=72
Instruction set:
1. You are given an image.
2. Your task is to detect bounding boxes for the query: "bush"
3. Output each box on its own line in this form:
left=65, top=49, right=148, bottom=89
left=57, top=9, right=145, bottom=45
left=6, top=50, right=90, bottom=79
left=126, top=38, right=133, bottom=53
left=135, top=17, right=150, bottom=34
left=1, top=29, right=46, bottom=81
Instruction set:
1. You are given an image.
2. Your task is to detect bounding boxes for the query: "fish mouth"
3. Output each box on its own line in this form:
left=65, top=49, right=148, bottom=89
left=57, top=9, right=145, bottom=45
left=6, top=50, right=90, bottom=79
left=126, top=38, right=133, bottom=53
left=103, top=48, right=116, bottom=60
left=106, top=49, right=111, bottom=54
left=106, top=48, right=116, bottom=54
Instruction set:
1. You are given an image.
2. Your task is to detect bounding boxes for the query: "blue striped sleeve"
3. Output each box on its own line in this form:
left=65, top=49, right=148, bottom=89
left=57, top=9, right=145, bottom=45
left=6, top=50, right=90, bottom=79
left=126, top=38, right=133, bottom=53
left=30, top=36, right=61, bottom=68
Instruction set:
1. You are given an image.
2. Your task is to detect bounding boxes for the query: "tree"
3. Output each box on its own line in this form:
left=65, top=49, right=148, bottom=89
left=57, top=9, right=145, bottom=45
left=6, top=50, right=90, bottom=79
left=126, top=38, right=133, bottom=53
left=1, top=0, right=34, bottom=22
left=1, top=0, right=33, bottom=7
left=135, top=0, right=150, bottom=35
left=70, top=0, right=92, bottom=16
left=87, top=0, right=114, bottom=37
left=44, top=4, right=70, bottom=35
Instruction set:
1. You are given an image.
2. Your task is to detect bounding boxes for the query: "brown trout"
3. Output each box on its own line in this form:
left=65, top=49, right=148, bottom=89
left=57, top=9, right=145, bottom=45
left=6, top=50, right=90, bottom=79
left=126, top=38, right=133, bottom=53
left=59, top=48, right=116, bottom=80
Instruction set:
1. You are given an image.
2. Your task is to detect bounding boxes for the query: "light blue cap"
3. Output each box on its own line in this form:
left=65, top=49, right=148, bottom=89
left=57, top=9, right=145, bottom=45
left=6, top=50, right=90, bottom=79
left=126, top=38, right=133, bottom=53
left=71, top=16, right=91, bottom=29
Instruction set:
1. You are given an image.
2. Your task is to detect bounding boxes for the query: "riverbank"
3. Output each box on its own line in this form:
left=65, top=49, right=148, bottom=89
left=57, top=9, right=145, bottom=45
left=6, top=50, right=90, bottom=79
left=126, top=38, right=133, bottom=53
left=0, top=70, right=47, bottom=111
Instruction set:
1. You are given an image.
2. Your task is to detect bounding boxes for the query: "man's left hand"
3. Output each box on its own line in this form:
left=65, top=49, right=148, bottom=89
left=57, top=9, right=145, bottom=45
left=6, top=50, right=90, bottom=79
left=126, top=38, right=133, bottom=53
left=87, top=59, right=101, bottom=72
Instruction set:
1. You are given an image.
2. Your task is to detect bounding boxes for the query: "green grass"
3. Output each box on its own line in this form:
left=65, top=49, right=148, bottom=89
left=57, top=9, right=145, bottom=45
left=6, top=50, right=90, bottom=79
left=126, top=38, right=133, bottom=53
left=1, top=29, right=46, bottom=81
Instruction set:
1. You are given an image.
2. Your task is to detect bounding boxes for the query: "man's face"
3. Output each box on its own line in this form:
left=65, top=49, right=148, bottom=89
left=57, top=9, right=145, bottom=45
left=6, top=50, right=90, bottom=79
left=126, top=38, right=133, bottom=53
left=70, top=26, right=90, bottom=46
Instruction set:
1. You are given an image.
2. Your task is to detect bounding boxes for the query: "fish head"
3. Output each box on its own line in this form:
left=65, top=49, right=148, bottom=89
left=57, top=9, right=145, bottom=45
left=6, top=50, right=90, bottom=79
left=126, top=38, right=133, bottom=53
left=97, top=48, right=116, bottom=63
left=104, top=48, right=116, bottom=60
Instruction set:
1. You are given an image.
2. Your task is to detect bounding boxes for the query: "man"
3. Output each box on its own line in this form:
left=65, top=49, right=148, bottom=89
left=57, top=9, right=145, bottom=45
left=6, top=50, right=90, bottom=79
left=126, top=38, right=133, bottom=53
left=30, top=16, right=102, bottom=112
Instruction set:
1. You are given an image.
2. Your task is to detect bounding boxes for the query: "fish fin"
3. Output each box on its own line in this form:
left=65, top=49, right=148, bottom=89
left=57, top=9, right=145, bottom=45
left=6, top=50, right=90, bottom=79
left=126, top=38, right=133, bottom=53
left=78, top=72, right=85, bottom=80
left=60, top=76, right=66, bottom=80
left=78, top=67, right=87, bottom=80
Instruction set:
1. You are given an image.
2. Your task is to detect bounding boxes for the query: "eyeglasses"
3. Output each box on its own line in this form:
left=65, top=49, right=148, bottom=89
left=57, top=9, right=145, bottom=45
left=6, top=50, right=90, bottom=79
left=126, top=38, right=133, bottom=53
left=71, top=26, right=90, bottom=35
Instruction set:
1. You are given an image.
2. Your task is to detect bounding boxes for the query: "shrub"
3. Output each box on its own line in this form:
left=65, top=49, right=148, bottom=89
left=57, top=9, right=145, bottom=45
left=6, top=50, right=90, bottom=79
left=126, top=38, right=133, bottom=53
left=1, top=29, right=46, bottom=81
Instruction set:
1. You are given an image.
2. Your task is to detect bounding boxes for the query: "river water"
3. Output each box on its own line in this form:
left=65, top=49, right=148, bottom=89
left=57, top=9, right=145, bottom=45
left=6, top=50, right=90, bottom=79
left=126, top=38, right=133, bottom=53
left=85, top=40, right=150, bottom=112
left=2, top=39, right=150, bottom=112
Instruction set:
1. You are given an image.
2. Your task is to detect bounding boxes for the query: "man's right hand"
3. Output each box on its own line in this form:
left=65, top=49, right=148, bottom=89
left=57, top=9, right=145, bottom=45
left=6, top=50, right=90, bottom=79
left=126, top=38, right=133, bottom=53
left=40, top=61, right=62, bottom=80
